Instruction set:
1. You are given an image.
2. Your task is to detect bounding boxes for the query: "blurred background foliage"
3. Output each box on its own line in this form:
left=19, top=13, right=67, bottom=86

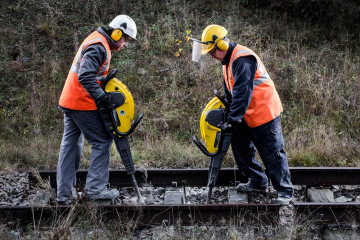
left=0, top=0, right=359, bottom=170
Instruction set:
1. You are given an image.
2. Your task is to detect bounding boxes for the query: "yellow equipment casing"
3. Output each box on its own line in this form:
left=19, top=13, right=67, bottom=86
left=200, top=97, right=225, bottom=154
left=104, top=78, right=134, bottom=134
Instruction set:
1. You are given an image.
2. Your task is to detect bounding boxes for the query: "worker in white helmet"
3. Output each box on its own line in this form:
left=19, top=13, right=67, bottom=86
left=56, top=15, right=137, bottom=205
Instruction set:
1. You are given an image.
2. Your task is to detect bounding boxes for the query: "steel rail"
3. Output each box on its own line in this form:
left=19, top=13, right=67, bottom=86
left=0, top=203, right=359, bottom=227
left=29, top=167, right=360, bottom=188
left=295, top=202, right=360, bottom=224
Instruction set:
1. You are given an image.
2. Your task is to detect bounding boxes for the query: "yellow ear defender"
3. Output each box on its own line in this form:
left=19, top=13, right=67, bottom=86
left=111, top=29, right=123, bottom=41
left=216, top=38, right=229, bottom=51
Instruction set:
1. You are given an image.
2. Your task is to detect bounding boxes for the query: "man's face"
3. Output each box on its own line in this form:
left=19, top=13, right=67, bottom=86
left=115, top=35, right=131, bottom=51
left=208, top=46, right=226, bottom=62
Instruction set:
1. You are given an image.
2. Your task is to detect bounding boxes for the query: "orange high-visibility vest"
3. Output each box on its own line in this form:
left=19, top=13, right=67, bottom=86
left=224, top=44, right=283, bottom=127
left=59, top=31, right=112, bottom=110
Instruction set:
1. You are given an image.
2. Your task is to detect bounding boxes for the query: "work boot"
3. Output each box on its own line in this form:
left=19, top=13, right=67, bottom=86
left=272, top=196, right=293, bottom=205
left=57, top=199, right=72, bottom=205
left=88, top=188, right=119, bottom=200
left=57, top=191, right=84, bottom=205
left=237, top=183, right=267, bottom=193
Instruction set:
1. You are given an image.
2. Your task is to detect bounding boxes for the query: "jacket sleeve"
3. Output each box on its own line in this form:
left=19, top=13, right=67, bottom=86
left=222, top=79, right=232, bottom=103
left=226, top=55, right=257, bottom=124
left=78, top=43, right=107, bottom=100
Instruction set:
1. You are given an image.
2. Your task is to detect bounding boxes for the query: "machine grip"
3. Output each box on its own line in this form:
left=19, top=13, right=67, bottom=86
left=112, top=113, right=143, bottom=137
left=192, top=130, right=225, bottom=157
left=100, top=68, right=117, bottom=89
left=114, top=137, right=136, bottom=175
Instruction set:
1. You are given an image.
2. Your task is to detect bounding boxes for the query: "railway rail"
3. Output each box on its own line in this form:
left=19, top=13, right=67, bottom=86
left=0, top=167, right=359, bottom=227
left=28, top=167, right=360, bottom=188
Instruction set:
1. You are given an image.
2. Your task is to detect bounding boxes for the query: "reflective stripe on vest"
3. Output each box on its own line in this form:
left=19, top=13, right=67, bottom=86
left=70, top=37, right=111, bottom=80
left=223, top=44, right=283, bottom=127
left=59, top=32, right=112, bottom=110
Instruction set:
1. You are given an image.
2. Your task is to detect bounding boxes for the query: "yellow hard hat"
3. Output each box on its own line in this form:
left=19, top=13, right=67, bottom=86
left=200, top=25, right=228, bottom=54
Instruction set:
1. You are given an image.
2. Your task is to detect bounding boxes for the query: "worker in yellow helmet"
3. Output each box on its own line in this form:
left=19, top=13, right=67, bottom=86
left=191, top=25, right=294, bottom=205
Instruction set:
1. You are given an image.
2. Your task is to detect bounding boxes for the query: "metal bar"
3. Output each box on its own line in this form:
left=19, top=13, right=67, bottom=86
left=29, top=167, right=360, bottom=189
left=289, top=167, right=360, bottom=185
left=294, top=202, right=360, bottom=224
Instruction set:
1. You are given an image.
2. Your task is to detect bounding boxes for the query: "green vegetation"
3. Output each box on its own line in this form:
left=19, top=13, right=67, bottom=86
left=0, top=0, right=359, bottom=171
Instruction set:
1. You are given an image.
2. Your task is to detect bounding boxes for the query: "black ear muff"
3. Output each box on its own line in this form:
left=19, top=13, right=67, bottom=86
left=216, top=39, right=229, bottom=51
left=111, top=29, right=123, bottom=41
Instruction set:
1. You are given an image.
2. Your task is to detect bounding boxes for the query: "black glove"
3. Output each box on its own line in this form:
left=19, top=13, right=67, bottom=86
left=97, top=93, right=113, bottom=112
left=217, top=121, right=236, bottom=133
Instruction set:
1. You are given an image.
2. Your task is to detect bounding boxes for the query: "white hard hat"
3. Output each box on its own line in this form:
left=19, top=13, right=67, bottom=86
left=109, top=15, right=137, bottom=40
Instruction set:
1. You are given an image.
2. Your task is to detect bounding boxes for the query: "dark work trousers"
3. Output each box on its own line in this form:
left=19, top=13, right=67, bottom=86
left=232, top=115, right=293, bottom=198
left=56, top=110, right=113, bottom=202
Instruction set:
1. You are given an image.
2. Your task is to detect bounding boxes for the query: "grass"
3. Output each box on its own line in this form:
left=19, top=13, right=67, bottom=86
left=0, top=0, right=359, bottom=172
left=0, top=203, right=357, bottom=239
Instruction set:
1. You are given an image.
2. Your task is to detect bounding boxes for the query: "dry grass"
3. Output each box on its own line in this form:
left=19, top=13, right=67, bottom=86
left=1, top=204, right=358, bottom=239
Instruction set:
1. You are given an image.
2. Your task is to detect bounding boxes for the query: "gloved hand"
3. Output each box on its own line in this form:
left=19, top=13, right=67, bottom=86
left=217, top=121, right=236, bottom=133
left=97, top=93, right=113, bottom=112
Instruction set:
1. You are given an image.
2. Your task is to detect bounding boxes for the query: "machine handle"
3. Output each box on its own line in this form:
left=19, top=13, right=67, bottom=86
left=101, top=68, right=117, bottom=89
left=213, top=89, right=230, bottom=110
left=192, top=129, right=225, bottom=157
left=110, top=112, right=143, bottom=137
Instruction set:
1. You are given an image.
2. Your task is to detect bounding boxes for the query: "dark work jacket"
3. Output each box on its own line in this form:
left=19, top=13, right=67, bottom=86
left=221, top=42, right=257, bottom=125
